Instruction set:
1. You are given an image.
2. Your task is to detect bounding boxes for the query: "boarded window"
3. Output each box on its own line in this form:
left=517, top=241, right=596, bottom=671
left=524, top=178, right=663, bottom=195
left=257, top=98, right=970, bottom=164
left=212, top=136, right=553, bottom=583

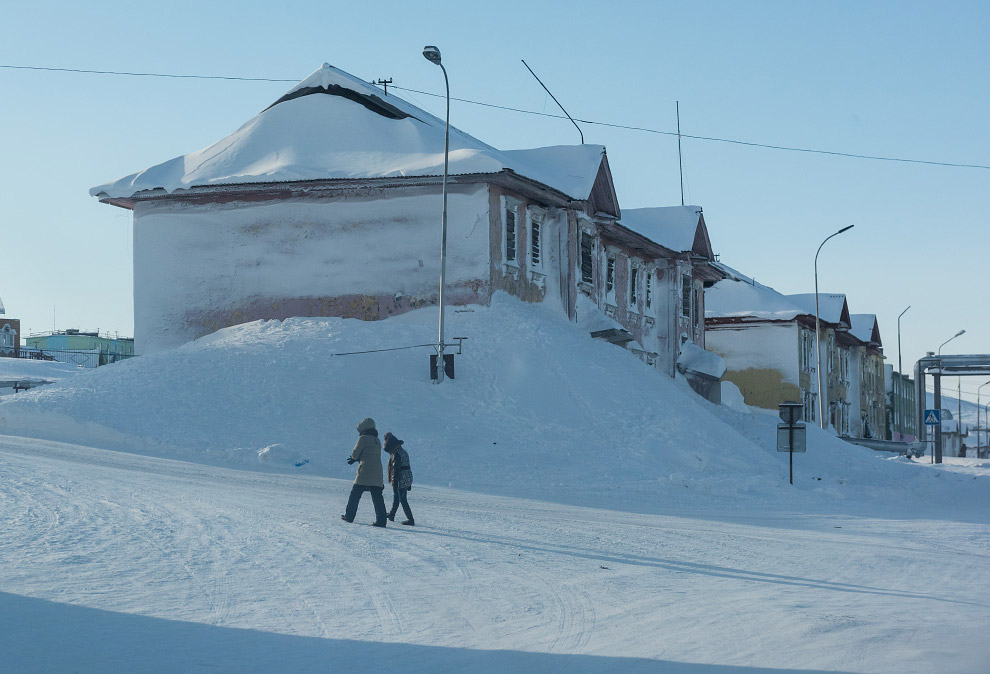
left=530, top=218, right=541, bottom=266
left=580, top=231, right=594, bottom=284
left=629, top=267, right=638, bottom=306
left=606, top=258, right=615, bottom=294
left=681, top=275, right=692, bottom=318
left=645, top=272, right=652, bottom=308
left=505, top=207, right=517, bottom=263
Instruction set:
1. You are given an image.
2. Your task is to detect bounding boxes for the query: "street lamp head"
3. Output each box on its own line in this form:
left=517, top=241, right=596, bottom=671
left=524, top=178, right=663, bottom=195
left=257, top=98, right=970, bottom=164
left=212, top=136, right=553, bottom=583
left=955, top=329, right=966, bottom=338
left=838, top=224, right=855, bottom=234
left=422, top=46, right=442, bottom=65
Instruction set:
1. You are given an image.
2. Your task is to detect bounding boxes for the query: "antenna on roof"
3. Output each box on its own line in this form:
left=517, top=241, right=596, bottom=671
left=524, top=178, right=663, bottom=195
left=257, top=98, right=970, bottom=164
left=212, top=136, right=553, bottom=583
left=374, top=78, right=393, bottom=95
left=677, top=101, right=684, bottom=206
left=521, top=60, right=583, bottom=144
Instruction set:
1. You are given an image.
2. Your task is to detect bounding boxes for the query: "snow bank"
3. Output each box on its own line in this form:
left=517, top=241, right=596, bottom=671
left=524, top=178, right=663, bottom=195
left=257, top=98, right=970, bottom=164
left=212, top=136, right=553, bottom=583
left=0, top=294, right=971, bottom=513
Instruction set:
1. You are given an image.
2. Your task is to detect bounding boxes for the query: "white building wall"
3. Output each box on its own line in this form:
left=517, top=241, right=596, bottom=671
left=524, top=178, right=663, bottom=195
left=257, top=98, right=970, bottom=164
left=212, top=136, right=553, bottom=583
left=133, top=185, right=491, bottom=354
left=706, top=322, right=800, bottom=386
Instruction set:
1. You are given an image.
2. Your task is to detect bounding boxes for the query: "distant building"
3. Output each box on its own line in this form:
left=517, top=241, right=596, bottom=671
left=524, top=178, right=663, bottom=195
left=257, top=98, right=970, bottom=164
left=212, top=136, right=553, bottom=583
left=704, top=274, right=852, bottom=429
left=843, top=314, right=886, bottom=439
left=884, top=364, right=917, bottom=442
left=25, top=329, right=134, bottom=367
left=0, top=319, right=20, bottom=357
left=937, top=409, right=967, bottom=458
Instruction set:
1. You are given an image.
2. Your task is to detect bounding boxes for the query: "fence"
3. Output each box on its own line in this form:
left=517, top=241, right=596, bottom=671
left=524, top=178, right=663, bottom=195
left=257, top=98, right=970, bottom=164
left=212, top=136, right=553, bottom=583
left=5, top=348, right=137, bottom=369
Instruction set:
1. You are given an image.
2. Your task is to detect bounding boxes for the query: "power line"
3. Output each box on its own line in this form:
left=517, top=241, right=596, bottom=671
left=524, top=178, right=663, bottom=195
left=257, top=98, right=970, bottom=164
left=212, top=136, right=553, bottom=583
left=0, top=64, right=296, bottom=83
left=3, top=63, right=988, bottom=171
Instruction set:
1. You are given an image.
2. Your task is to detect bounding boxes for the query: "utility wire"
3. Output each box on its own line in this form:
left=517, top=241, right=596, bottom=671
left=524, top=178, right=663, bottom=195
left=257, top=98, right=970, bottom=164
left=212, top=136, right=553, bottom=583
left=2, top=63, right=988, bottom=171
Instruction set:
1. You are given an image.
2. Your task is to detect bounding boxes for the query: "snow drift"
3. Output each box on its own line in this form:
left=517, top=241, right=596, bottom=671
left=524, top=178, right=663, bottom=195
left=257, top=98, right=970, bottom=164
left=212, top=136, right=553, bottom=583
left=0, top=294, right=971, bottom=512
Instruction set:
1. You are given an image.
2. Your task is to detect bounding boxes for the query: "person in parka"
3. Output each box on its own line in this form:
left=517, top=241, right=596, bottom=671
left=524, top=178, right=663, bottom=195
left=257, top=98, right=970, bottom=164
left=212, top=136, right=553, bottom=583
left=341, top=417, right=388, bottom=527
left=382, top=432, right=414, bottom=526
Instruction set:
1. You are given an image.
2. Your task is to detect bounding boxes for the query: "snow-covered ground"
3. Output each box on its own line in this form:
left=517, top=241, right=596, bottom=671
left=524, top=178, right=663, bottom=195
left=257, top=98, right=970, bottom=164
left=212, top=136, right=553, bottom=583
left=0, top=357, right=84, bottom=396
left=1, top=295, right=988, bottom=672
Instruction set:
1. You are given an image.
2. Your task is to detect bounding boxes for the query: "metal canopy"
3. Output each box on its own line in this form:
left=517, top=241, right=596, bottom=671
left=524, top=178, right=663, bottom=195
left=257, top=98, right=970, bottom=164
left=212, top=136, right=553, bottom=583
left=914, top=354, right=990, bottom=463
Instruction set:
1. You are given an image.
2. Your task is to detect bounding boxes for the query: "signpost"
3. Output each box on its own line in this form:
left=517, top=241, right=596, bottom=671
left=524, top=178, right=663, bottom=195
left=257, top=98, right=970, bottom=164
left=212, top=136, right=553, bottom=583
left=777, top=402, right=806, bottom=485
left=923, top=408, right=941, bottom=463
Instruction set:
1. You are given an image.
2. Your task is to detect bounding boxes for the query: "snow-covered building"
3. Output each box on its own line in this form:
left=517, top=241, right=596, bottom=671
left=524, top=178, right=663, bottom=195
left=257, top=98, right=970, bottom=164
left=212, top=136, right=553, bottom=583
left=844, top=314, right=886, bottom=439
left=704, top=275, right=854, bottom=428
left=90, top=62, right=721, bottom=377
left=0, top=296, right=20, bottom=358
left=885, top=364, right=917, bottom=443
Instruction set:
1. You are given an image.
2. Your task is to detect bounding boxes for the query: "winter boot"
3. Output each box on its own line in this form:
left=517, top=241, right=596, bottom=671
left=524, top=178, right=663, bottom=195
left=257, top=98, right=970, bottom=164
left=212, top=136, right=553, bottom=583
left=401, top=519, right=415, bottom=526
left=340, top=515, right=353, bottom=523
left=387, top=510, right=396, bottom=522
left=372, top=521, right=387, bottom=528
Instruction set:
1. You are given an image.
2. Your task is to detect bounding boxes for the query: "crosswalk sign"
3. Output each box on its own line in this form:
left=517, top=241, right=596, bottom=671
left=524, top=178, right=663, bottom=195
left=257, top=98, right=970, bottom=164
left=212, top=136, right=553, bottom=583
left=924, top=409, right=941, bottom=425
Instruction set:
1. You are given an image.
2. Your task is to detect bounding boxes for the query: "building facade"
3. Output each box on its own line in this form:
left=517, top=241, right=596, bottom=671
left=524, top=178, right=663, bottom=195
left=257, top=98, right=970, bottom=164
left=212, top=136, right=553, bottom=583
left=91, top=63, right=721, bottom=379
left=884, top=365, right=918, bottom=442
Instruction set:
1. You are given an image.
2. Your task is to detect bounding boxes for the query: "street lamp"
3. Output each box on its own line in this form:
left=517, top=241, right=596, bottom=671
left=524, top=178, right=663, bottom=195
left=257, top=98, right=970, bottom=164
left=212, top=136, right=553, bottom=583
left=423, top=45, right=451, bottom=383
left=895, top=305, right=910, bottom=437
left=814, top=225, right=854, bottom=429
left=938, top=329, right=965, bottom=356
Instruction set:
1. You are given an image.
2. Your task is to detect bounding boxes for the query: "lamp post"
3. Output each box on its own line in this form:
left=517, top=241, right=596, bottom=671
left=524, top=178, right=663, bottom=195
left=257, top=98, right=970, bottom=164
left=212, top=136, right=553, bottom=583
left=938, top=329, right=965, bottom=357
left=895, top=305, right=910, bottom=437
left=978, top=380, right=990, bottom=452
left=422, top=45, right=451, bottom=383
left=814, top=225, right=854, bottom=429
left=934, top=329, right=964, bottom=459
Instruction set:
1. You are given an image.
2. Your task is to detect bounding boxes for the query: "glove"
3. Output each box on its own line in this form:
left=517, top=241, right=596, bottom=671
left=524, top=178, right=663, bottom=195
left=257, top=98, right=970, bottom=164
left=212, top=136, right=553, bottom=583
left=347, top=457, right=357, bottom=465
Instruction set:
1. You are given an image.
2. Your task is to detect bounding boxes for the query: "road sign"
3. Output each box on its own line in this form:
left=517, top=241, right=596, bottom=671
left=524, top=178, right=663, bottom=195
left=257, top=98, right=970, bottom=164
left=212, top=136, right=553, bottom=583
left=777, top=424, right=807, bottom=453
left=923, top=409, right=941, bottom=426
left=778, top=401, right=803, bottom=425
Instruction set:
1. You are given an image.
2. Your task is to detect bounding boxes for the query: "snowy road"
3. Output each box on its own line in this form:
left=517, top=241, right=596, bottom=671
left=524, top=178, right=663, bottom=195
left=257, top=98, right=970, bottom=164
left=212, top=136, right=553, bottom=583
left=1, top=436, right=988, bottom=673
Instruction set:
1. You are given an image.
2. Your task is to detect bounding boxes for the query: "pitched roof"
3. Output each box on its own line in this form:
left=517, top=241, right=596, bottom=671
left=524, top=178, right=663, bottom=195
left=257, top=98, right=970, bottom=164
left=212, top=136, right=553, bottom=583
left=705, top=279, right=805, bottom=320
left=849, top=314, right=882, bottom=346
left=91, top=63, right=608, bottom=203
left=785, top=293, right=851, bottom=328
left=618, top=206, right=712, bottom=257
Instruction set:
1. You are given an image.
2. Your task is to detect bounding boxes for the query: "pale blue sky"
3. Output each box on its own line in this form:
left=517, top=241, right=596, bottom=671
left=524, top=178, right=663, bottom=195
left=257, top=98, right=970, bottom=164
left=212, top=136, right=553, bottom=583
left=1, top=1, right=987, bottom=398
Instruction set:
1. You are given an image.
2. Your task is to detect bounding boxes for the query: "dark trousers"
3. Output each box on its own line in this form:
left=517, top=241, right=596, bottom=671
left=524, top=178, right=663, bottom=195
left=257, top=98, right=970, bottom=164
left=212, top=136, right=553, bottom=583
left=389, top=483, right=413, bottom=521
left=344, top=484, right=387, bottom=525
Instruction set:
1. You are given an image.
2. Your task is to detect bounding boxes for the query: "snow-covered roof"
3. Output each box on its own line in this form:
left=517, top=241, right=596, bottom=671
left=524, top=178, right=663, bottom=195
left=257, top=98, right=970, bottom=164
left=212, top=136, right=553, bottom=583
left=785, top=293, right=850, bottom=327
left=849, top=314, right=881, bottom=346
left=705, top=279, right=805, bottom=321
left=618, top=206, right=710, bottom=255
left=91, top=63, right=606, bottom=203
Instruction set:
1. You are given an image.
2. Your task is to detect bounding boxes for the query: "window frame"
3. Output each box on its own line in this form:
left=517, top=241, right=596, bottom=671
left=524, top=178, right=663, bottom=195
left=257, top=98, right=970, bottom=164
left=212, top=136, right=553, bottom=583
left=528, top=208, right=544, bottom=270
left=502, top=197, right=519, bottom=265
left=579, top=229, right=594, bottom=285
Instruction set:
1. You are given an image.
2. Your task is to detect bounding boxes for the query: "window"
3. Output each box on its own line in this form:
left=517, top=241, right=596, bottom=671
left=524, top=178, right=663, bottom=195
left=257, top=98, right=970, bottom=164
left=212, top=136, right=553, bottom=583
left=681, top=274, right=692, bottom=318
left=606, top=258, right=616, bottom=294
left=827, top=334, right=835, bottom=373
left=645, top=271, right=653, bottom=309
left=629, top=267, right=638, bottom=307
left=504, top=203, right=517, bottom=263
left=530, top=216, right=541, bottom=267
left=692, top=287, right=700, bottom=329
left=580, top=231, right=594, bottom=284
